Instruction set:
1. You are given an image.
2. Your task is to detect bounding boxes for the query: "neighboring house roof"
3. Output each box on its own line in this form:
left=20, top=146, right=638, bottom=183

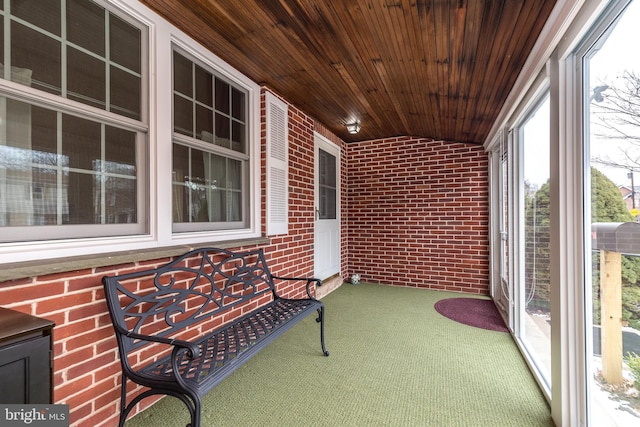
left=619, top=185, right=640, bottom=200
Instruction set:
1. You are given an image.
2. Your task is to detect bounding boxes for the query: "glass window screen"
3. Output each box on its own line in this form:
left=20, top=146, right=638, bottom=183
left=6, top=0, right=141, bottom=118
left=172, top=50, right=248, bottom=231
left=171, top=143, right=242, bottom=224
left=519, top=94, right=551, bottom=389
left=0, top=98, right=138, bottom=228
left=584, top=2, right=640, bottom=424
left=319, top=148, right=337, bottom=220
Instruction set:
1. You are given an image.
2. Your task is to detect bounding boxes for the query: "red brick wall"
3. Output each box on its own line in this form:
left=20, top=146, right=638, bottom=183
left=344, top=136, right=490, bottom=294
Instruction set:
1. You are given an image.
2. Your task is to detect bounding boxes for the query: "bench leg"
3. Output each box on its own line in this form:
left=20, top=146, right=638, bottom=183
left=118, top=374, right=128, bottom=427
left=189, top=394, right=201, bottom=427
left=316, top=306, right=330, bottom=356
left=118, top=374, right=200, bottom=427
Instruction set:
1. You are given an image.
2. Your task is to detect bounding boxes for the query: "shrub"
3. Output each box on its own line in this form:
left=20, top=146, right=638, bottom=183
left=627, top=351, right=640, bottom=390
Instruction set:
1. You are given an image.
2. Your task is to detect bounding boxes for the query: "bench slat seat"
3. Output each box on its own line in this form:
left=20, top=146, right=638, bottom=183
left=138, top=298, right=320, bottom=390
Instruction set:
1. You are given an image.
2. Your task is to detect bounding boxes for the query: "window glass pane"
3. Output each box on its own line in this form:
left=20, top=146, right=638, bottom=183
left=320, top=149, right=337, bottom=188
left=0, top=146, right=33, bottom=226
left=196, top=104, right=213, bottom=141
left=586, top=2, right=640, bottom=425
left=173, top=52, right=192, bottom=97
left=103, top=126, right=137, bottom=225
left=61, top=114, right=101, bottom=170
left=105, top=126, right=136, bottom=175
left=11, top=0, right=61, bottom=36
left=232, top=121, right=245, bottom=153
left=67, top=47, right=106, bottom=109
left=231, top=87, right=245, bottom=121
left=520, top=94, right=551, bottom=388
left=32, top=167, right=63, bottom=226
left=105, top=176, right=136, bottom=223
left=11, top=21, right=61, bottom=94
left=66, top=170, right=95, bottom=224
left=501, top=149, right=509, bottom=285
left=0, top=20, right=4, bottom=62
left=215, top=112, right=230, bottom=148
left=174, top=94, right=193, bottom=137
left=110, top=13, right=141, bottom=73
left=187, top=149, right=207, bottom=222
left=1, top=99, right=61, bottom=227
left=320, top=187, right=336, bottom=219
left=492, top=142, right=511, bottom=323
left=215, top=78, right=229, bottom=114
left=66, top=0, right=105, bottom=56
left=30, top=106, right=58, bottom=165
left=172, top=144, right=189, bottom=222
left=208, top=190, right=225, bottom=222
left=5, top=98, right=33, bottom=150
left=229, top=191, right=241, bottom=221
left=208, top=154, right=226, bottom=188
left=195, top=65, right=212, bottom=106
left=228, top=158, right=241, bottom=190
left=110, top=66, right=140, bottom=120
left=319, top=148, right=337, bottom=219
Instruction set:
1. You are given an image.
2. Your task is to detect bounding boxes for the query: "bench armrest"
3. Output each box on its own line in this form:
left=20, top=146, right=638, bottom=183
left=272, top=276, right=322, bottom=299
left=124, top=330, right=201, bottom=359
left=124, top=330, right=201, bottom=391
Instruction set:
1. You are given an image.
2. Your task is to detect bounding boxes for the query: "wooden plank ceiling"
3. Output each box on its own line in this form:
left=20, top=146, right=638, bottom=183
left=140, top=0, right=556, bottom=144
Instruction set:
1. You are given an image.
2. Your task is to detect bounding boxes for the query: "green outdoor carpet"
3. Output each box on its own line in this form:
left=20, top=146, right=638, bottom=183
left=126, top=283, right=553, bottom=427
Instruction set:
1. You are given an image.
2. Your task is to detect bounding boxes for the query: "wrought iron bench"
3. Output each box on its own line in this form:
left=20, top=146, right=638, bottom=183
left=102, top=247, right=329, bottom=427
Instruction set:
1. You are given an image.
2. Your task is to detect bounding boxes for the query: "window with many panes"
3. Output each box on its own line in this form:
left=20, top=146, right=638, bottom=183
left=0, top=0, right=147, bottom=242
left=172, top=50, right=249, bottom=232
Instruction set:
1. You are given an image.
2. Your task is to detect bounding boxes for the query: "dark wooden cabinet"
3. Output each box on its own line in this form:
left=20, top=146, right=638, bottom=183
left=0, top=308, right=55, bottom=404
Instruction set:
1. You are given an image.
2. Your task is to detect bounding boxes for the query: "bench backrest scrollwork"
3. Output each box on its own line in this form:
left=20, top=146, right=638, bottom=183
left=103, top=248, right=277, bottom=355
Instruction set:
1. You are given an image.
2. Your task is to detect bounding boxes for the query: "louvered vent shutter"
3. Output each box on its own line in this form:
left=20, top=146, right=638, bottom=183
left=266, top=93, right=289, bottom=235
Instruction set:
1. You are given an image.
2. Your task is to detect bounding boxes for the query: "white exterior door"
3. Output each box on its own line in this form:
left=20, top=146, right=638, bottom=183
left=314, top=133, right=340, bottom=280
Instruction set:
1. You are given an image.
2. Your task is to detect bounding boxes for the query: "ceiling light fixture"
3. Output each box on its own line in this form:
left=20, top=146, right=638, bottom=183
left=346, top=121, right=361, bottom=134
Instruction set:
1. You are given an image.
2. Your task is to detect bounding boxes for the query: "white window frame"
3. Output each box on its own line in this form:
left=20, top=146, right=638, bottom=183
left=170, top=47, right=251, bottom=233
left=570, top=2, right=637, bottom=426
left=511, top=84, right=552, bottom=395
left=485, top=1, right=619, bottom=425
left=0, top=0, right=261, bottom=263
left=488, top=128, right=514, bottom=327
left=0, top=0, right=149, bottom=238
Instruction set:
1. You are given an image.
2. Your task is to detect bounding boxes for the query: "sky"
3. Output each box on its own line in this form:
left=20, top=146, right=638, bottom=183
left=589, top=0, right=640, bottom=186
left=523, top=96, right=550, bottom=188
left=522, top=0, right=640, bottom=189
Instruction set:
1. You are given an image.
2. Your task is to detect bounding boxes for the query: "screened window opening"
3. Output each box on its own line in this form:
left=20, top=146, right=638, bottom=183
left=519, top=93, right=552, bottom=390
left=6, top=0, right=142, bottom=119
left=583, top=1, right=640, bottom=424
left=172, top=50, right=249, bottom=232
left=318, top=148, right=337, bottom=220
left=0, top=0, right=147, bottom=242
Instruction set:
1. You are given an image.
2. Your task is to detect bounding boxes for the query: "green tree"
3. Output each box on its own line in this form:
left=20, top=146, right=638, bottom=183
left=524, top=168, right=640, bottom=330
left=591, top=167, right=640, bottom=329
left=591, top=167, right=635, bottom=222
